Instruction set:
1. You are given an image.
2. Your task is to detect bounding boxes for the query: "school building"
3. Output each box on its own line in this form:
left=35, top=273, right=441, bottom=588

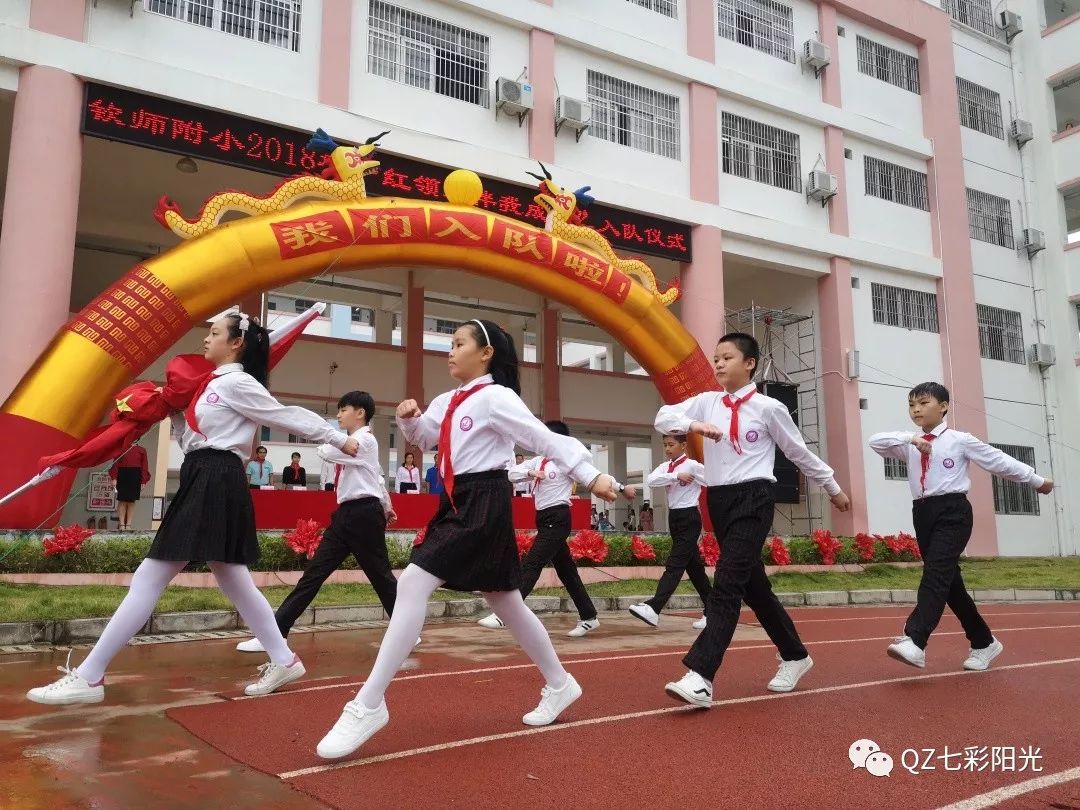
left=0, top=0, right=1078, bottom=554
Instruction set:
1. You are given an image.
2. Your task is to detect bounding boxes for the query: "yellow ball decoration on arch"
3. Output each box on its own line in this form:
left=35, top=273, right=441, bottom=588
left=443, top=169, right=484, bottom=207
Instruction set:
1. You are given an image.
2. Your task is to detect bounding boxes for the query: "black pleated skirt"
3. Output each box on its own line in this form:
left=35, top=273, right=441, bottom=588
left=410, top=470, right=520, bottom=593
left=115, top=467, right=142, bottom=503
left=147, top=448, right=259, bottom=566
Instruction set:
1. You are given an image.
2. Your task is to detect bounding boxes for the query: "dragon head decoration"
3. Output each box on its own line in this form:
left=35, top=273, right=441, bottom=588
left=527, top=162, right=594, bottom=227
left=309, top=128, right=389, bottom=183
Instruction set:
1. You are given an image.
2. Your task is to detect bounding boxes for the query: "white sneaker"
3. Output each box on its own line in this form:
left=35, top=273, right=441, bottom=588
left=236, top=638, right=266, bottom=653
left=767, top=654, right=814, bottom=693
left=522, top=674, right=582, bottom=726
left=629, top=603, right=659, bottom=627
left=415, top=636, right=422, bottom=647
left=243, top=657, right=306, bottom=696
left=567, top=619, right=599, bottom=638
left=692, top=616, right=707, bottom=630
left=664, top=670, right=713, bottom=708
left=887, top=636, right=926, bottom=669
left=962, top=637, right=1003, bottom=671
left=477, top=613, right=505, bottom=629
left=316, top=699, right=390, bottom=759
left=26, top=653, right=104, bottom=705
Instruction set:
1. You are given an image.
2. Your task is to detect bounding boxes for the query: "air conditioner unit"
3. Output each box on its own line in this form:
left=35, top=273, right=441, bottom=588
left=802, top=39, right=831, bottom=77
left=1020, top=228, right=1045, bottom=257
left=1010, top=118, right=1033, bottom=146
left=555, top=96, right=591, bottom=142
left=999, top=10, right=1023, bottom=42
left=92, top=0, right=140, bottom=14
left=806, top=169, right=838, bottom=206
left=1029, top=343, right=1056, bottom=368
left=495, top=78, right=533, bottom=126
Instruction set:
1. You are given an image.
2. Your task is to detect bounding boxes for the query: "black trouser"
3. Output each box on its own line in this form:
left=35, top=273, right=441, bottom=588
left=646, top=507, right=711, bottom=612
left=684, top=481, right=808, bottom=680
left=519, top=504, right=597, bottom=621
left=274, top=497, right=397, bottom=637
left=904, top=493, right=992, bottom=650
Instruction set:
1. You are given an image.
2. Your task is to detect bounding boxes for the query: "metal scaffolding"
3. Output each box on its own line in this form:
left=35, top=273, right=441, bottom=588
left=725, top=303, right=823, bottom=537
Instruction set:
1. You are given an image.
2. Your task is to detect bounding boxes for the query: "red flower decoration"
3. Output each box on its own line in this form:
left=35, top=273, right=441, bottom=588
left=284, top=518, right=324, bottom=559
left=630, top=534, right=656, bottom=561
left=699, top=532, right=720, bottom=567
left=854, top=532, right=878, bottom=563
left=413, top=527, right=427, bottom=547
left=768, top=535, right=791, bottom=566
left=568, top=529, right=608, bottom=564
left=812, top=528, right=842, bottom=566
left=43, top=525, right=95, bottom=556
left=516, top=530, right=536, bottom=559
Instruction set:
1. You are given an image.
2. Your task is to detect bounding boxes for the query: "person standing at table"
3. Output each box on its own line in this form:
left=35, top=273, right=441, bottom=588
left=395, top=451, right=420, bottom=494
left=424, top=451, right=445, bottom=495
left=246, top=446, right=272, bottom=490
left=282, top=452, right=307, bottom=488
left=109, top=443, right=150, bottom=531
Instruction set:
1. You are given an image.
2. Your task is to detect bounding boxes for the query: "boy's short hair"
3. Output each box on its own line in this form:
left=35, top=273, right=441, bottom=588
left=908, top=382, right=950, bottom=405
left=337, top=390, right=376, bottom=421
left=291, top=452, right=301, bottom=459
left=717, top=332, right=760, bottom=370
left=544, top=420, right=570, bottom=436
left=256, top=446, right=267, bottom=454
left=664, top=433, right=688, bottom=443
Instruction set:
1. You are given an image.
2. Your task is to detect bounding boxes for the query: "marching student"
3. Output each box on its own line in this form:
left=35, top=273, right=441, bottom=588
left=654, top=332, right=851, bottom=708
left=27, top=313, right=358, bottom=706
left=478, top=420, right=636, bottom=638
left=395, top=451, right=420, bottom=494
left=629, top=433, right=711, bottom=631
left=236, top=390, right=401, bottom=653
left=315, top=319, right=621, bottom=760
left=870, top=381, right=1053, bottom=671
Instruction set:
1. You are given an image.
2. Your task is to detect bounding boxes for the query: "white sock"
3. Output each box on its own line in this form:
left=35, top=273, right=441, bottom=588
left=356, top=564, right=442, bottom=709
left=77, top=558, right=187, bottom=684
left=208, top=562, right=295, bottom=666
left=483, top=589, right=568, bottom=689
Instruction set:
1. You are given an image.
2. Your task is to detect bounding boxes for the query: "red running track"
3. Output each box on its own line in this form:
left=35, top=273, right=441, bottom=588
left=166, top=604, right=1080, bottom=808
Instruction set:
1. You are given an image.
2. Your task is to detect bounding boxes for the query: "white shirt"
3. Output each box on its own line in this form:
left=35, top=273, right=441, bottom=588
left=395, top=465, right=420, bottom=493
left=654, top=383, right=840, bottom=496
left=317, top=426, right=391, bottom=512
left=171, top=364, right=346, bottom=460
left=869, top=420, right=1044, bottom=500
left=646, top=455, right=706, bottom=510
left=509, top=456, right=573, bottom=511
left=398, top=374, right=602, bottom=486
left=319, top=458, right=336, bottom=487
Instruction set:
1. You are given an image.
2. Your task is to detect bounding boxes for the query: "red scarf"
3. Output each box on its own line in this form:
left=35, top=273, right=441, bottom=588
left=183, top=372, right=216, bottom=437
left=532, top=458, right=550, bottom=494
left=438, top=383, right=493, bottom=511
left=919, top=430, right=944, bottom=492
left=667, top=455, right=687, bottom=474
left=722, top=389, right=756, bottom=455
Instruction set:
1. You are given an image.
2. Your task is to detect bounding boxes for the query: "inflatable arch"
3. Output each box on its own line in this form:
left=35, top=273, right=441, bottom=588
left=0, top=142, right=718, bottom=528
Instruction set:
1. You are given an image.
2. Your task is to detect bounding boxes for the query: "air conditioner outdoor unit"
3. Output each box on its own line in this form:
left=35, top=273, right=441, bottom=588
left=496, top=78, right=533, bottom=126
left=92, top=0, right=139, bottom=14
left=806, top=169, right=838, bottom=206
left=555, top=95, right=591, bottom=141
left=1020, top=228, right=1045, bottom=257
left=1010, top=118, right=1033, bottom=146
left=999, top=10, right=1023, bottom=42
left=1029, top=343, right=1056, bottom=368
left=802, top=39, right=831, bottom=77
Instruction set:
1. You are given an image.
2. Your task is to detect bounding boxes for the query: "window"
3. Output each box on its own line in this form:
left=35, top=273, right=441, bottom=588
left=991, top=444, right=1039, bottom=516
left=147, top=0, right=301, bottom=51
left=883, top=457, right=909, bottom=481
left=966, top=189, right=1015, bottom=249
left=293, top=298, right=316, bottom=313
left=424, top=317, right=458, bottom=335
left=368, top=1, right=490, bottom=107
left=721, top=112, right=801, bottom=192
left=587, top=70, right=681, bottom=160
left=956, top=78, right=1004, bottom=139
left=717, top=0, right=795, bottom=63
left=871, top=283, right=940, bottom=333
left=856, top=36, right=920, bottom=94
left=940, top=0, right=1001, bottom=39
left=351, top=307, right=374, bottom=325
left=977, top=304, right=1026, bottom=364
left=864, top=156, right=929, bottom=210
left=627, top=0, right=677, bottom=16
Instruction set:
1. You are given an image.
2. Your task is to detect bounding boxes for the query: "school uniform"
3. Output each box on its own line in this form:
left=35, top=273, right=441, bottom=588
left=513, top=476, right=531, bottom=497
left=156, top=363, right=348, bottom=566
left=656, top=384, right=839, bottom=680
left=109, top=444, right=150, bottom=503
left=395, top=465, right=420, bottom=494
left=869, top=421, right=1044, bottom=650
left=508, top=455, right=597, bottom=621
left=643, top=455, right=711, bottom=612
left=282, top=464, right=307, bottom=487
left=272, top=426, right=397, bottom=636
left=320, top=458, right=336, bottom=491
left=398, top=374, right=602, bottom=593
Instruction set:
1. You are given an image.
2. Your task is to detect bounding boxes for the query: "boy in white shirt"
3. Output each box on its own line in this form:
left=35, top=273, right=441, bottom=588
left=870, top=381, right=1053, bottom=671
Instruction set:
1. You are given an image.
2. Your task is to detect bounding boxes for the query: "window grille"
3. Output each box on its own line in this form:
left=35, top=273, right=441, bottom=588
left=717, top=0, right=795, bottom=63
left=721, top=112, right=802, bottom=192
left=883, top=457, right=909, bottom=481
left=627, top=0, right=677, bottom=17
left=990, top=444, right=1039, bottom=515
left=864, top=156, right=930, bottom=210
left=856, top=35, right=920, bottom=94
left=587, top=70, right=681, bottom=159
left=941, top=0, right=1002, bottom=39
left=966, top=189, right=1014, bottom=248
left=146, top=0, right=301, bottom=51
left=956, top=77, right=1005, bottom=139
left=977, top=304, right=1026, bottom=364
left=871, top=282, right=940, bottom=333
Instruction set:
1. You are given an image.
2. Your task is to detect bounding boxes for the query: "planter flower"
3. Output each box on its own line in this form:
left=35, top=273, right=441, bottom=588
left=812, top=528, right=842, bottom=566
left=283, top=519, right=324, bottom=560
left=43, top=525, right=95, bottom=556
left=768, top=535, right=791, bottom=566
left=630, top=534, right=657, bottom=562
left=699, top=532, right=720, bottom=567
left=516, top=530, right=536, bottom=559
left=568, top=529, right=608, bottom=564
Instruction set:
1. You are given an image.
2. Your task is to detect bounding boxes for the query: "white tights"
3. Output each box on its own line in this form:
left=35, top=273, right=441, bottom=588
left=356, top=564, right=568, bottom=710
left=77, top=558, right=295, bottom=684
